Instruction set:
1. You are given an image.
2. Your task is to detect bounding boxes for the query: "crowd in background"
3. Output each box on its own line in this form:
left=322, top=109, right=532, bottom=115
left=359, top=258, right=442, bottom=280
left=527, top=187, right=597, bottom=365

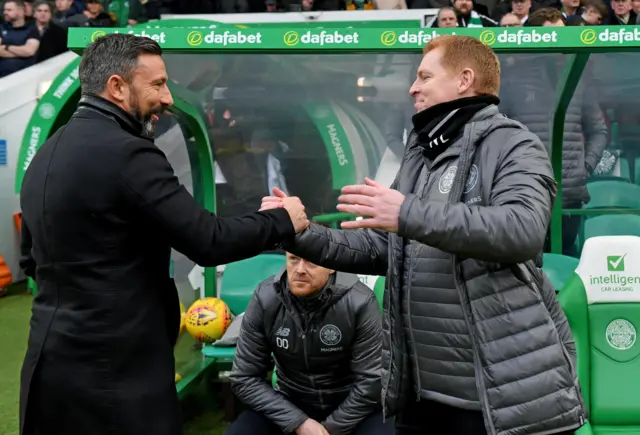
left=432, top=0, right=636, bottom=28
left=0, top=0, right=638, bottom=77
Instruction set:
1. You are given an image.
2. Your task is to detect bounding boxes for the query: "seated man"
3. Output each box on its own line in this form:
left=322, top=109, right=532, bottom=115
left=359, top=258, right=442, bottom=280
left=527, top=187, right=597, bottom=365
left=228, top=253, right=391, bottom=435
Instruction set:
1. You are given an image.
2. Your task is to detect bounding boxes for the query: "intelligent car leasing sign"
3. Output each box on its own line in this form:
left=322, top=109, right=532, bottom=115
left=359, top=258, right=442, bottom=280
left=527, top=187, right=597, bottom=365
left=576, top=236, right=640, bottom=304
left=67, top=26, right=640, bottom=52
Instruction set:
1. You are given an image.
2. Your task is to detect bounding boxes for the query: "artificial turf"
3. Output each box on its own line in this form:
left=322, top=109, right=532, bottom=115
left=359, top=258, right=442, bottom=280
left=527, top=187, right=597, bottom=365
left=0, top=283, right=229, bottom=435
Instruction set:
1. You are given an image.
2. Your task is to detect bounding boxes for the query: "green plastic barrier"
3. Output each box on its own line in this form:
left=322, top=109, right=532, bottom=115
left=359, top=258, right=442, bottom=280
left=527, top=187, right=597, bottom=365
left=201, top=254, right=286, bottom=360
left=543, top=253, right=579, bottom=292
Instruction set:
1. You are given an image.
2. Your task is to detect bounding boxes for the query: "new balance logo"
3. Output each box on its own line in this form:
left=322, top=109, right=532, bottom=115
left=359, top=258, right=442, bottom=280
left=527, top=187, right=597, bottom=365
left=276, top=327, right=290, bottom=337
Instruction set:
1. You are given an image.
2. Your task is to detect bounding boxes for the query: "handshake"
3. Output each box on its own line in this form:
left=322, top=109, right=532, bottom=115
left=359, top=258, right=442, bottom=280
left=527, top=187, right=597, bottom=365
left=261, top=187, right=310, bottom=233
left=261, top=177, right=405, bottom=234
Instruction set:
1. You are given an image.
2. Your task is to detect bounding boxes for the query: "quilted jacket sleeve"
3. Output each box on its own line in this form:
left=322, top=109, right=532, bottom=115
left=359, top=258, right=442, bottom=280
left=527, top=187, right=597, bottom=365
left=581, top=96, right=608, bottom=173
left=322, top=290, right=383, bottom=435
left=229, top=290, right=308, bottom=434
left=283, top=223, right=388, bottom=276
left=398, top=129, right=557, bottom=264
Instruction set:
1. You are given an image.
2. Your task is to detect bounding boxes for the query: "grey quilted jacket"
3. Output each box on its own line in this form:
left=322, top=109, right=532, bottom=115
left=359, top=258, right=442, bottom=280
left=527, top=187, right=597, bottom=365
left=499, top=54, right=608, bottom=206
left=284, top=106, right=587, bottom=435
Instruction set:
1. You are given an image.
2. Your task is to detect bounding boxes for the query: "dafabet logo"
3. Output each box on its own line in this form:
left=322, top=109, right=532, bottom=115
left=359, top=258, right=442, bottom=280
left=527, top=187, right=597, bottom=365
left=581, top=27, right=640, bottom=44
left=91, top=30, right=106, bottom=42
left=379, top=30, right=446, bottom=46
left=186, top=30, right=262, bottom=47
left=478, top=29, right=558, bottom=46
left=90, top=29, right=166, bottom=44
left=282, top=30, right=359, bottom=47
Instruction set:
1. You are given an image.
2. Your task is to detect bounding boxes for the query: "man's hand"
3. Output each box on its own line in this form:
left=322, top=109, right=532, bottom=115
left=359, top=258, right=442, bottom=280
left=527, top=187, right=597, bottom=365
left=261, top=188, right=309, bottom=233
left=282, top=196, right=309, bottom=233
left=337, top=178, right=405, bottom=232
left=260, top=187, right=287, bottom=211
left=295, top=419, right=329, bottom=435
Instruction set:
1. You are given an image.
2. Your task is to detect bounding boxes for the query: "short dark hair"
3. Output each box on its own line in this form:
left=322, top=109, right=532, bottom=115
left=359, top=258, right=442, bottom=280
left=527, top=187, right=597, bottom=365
left=525, top=7, right=565, bottom=26
left=79, top=33, right=162, bottom=96
left=583, top=0, right=608, bottom=18
left=5, top=0, right=27, bottom=9
left=32, top=0, right=51, bottom=10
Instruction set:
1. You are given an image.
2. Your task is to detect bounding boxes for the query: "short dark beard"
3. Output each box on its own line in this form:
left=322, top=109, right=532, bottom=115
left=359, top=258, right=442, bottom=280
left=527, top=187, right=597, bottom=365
left=129, top=90, right=161, bottom=138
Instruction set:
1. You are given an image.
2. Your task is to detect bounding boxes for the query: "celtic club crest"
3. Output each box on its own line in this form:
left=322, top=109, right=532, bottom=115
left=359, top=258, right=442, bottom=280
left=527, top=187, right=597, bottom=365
left=320, top=324, right=342, bottom=346
left=606, top=319, right=637, bottom=350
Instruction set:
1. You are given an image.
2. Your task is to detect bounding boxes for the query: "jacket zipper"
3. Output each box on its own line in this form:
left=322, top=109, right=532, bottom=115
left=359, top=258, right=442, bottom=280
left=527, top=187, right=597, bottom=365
left=281, top=294, right=324, bottom=409
left=382, top=139, right=417, bottom=419
left=301, top=331, right=322, bottom=406
left=381, top=244, right=394, bottom=422
left=405, top=166, right=431, bottom=402
left=452, top=265, right=496, bottom=434
left=406, top=243, right=423, bottom=402
left=447, top=126, right=497, bottom=434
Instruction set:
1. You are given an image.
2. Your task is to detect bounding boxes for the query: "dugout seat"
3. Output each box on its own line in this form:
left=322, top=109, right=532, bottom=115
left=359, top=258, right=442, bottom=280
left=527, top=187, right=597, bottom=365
left=558, top=236, right=640, bottom=435
left=202, top=253, right=286, bottom=360
left=543, top=253, right=580, bottom=292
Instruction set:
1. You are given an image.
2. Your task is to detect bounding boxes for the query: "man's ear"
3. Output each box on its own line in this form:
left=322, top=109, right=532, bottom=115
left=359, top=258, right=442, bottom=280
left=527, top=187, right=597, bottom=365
left=458, top=68, right=475, bottom=94
left=105, top=74, right=127, bottom=103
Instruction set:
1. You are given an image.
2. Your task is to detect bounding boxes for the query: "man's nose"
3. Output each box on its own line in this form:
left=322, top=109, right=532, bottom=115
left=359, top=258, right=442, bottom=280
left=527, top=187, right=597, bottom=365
left=161, top=86, right=174, bottom=107
left=409, top=81, right=418, bottom=97
left=295, top=261, right=309, bottom=274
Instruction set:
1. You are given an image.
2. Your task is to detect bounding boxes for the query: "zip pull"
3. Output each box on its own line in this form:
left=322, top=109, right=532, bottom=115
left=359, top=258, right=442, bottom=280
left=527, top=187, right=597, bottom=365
left=580, top=415, right=585, bottom=426
left=301, top=334, right=305, bottom=340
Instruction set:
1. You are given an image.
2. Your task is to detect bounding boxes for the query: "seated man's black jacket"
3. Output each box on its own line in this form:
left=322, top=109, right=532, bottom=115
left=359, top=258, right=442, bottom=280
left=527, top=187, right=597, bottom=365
left=230, top=270, right=382, bottom=435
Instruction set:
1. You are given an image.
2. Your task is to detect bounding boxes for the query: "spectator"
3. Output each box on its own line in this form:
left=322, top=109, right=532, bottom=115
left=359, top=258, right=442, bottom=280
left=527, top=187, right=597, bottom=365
left=52, top=0, right=82, bottom=26
left=23, top=0, right=34, bottom=24
left=128, top=0, right=161, bottom=25
left=633, top=0, right=640, bottom=14
left=500, top=11, right=523, bottom=24
left=32, top=0, right=51, bottom=36
left=525, top=5, right=566, bottom=23
left=511, top=0, right=531, bottom=23
left=607, top=0, right=637, bottom=23
left=566, top=13, right=587, bottom=22
left=574, top=0, right=607, bottom=23
left=433, top=6, right=458, bottom=26
left=374, top=0, right=408, bottom=8
left=53, top=0, right=83, bottom=20
left=503, top=7, right=608, bottom=257
left=265, top=0, right=279, bottom=10
left=560, top=0, right=582, bottom=18
left=82, top=0, right=114, bottom=26
left=33, top=0, right=68, bottom=63
left=452, top=0, right=496, bottom=26
left=0, top=0, right=40, bottom=78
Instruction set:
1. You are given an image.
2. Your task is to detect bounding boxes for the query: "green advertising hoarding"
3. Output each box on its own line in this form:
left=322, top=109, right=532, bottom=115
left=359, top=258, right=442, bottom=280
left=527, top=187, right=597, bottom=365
left=15, top=58, right=81, bottom=193
left=68, top=26, right=640, bottom=52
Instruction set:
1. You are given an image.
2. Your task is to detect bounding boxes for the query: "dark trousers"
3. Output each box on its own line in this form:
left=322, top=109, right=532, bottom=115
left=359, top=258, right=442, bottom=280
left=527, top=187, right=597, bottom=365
left=395, top=400, right=575, bottom=435
left=225, top=409, right=393, bottom=435
left=544, top=213, right=582, bottom=258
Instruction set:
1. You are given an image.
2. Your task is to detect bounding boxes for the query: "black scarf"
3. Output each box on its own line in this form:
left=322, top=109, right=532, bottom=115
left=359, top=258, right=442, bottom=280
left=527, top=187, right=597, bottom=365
left=411, top=95, right=500, bottom=161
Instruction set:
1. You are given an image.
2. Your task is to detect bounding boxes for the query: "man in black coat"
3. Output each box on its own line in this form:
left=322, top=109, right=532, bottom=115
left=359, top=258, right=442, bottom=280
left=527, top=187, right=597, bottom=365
left=228, top=253, right=392, bottom=435
left=18, top=33, right=309, bottom=435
